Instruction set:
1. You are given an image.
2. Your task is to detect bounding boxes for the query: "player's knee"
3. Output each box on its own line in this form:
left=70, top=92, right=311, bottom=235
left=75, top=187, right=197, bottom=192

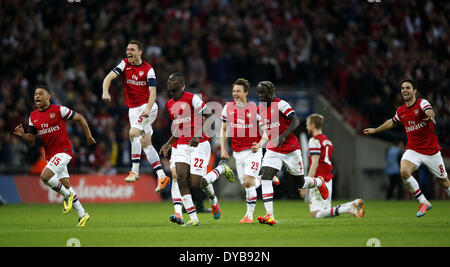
left=242, top=179, right=254, bottom=188
left=129, top=128, right=141, bottom=139
left=400, top=169, right=411, bottom=179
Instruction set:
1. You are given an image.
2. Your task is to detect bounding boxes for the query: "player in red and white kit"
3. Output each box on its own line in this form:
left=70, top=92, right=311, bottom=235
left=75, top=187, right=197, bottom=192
left=363, top=79, right=450, bottom=217
left=301, top=113, right=365, bottom=218
left=160, top=73, right=235, bottom=226
left=220, top=78, right=279, bottom=223
left=13, top=86, right=95, bottom=227
left=253, top=81, right=329, bottom=225
left=102, top=40, right=170, bottom=191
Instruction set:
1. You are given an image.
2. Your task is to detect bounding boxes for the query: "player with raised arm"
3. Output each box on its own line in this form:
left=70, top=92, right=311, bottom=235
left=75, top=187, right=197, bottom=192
left=160, top=73, right=235, bottom=226
left=363, top=79, right=450, bottom=217
left=102, top=40, right=170, bottom=192
left=220, top=78, right=278, bottom=223
left=300, top=113, right=365, bottom=218
left=253, top=81, right=329, bottom=225
left=13, top=86, right=95, bottom=227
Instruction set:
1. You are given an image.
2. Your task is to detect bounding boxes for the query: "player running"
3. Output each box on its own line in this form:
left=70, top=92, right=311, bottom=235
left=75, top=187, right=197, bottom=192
left=300, top=113, right=365, bottom=218
left=220, top=78, right=278, bottom=223
left=160, top=72, right=235, bottom=227
left=102, top=40, right=170, bottom=192
left=253, top=81, right=329, bottom=226
left=363, top=79, right=450, bottom=217
left=13, top=86, right=95, bottom=227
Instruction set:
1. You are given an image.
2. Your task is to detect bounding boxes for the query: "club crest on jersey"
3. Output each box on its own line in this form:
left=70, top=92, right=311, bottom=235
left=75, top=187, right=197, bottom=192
left=49, top=113, right=56, bottom=119
left=139, top=71, right=144, bottom=77
left=414, top=109, right=419, bottom=115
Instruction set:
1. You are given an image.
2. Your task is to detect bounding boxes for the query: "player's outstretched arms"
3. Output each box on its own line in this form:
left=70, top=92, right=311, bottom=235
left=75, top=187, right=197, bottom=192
left=363, top=119, right=395, bottom=135
left=102, top=71, right=118, bottom=102
left=13, top=123, right=35, bottom=144
left=72, top=113, right=96, bottom=145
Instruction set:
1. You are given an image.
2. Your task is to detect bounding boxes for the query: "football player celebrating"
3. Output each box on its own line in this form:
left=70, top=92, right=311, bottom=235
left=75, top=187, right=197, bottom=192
left=102, top=40, right=170, bottom=192
left=14, top=85, right=95, bottom=227
left=363, top=79, right=450, bottom=217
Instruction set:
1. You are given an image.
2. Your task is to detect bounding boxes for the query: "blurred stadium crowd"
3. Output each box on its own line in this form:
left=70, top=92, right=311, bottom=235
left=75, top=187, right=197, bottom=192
left=1, top=0, right=449, bottom=174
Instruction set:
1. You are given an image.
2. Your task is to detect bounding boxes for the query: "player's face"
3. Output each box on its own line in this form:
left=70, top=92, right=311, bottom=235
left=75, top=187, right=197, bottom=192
left=167, top=75, right=184, bottom=98
left=126, top=44, right=142, bottom=63
left=256, top=85, right=272, bottom=103
left=232, top=85, right=247, bottom=103
left=401, top=82, right=416, bottom=102
left=306, top=119, right=313, bottom=135
left=34, top=88, right=50, bottom=109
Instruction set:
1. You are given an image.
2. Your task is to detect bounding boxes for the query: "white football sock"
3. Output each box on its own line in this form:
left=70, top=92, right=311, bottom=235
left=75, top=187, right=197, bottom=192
left=68, top=187, right=86, bottom=218
left=130, top=136, right=142, bottom=174
left=45, top=177, right=70, bottom=198
left=171, top=179, right=183, bottom=214
left=404, top=176, right=428, bottom=203
left=143, top=145, right=166, bottom=179
left=245, top=186, right=257, bottom=219
left=261, top=180, right=274, bottom=216
left=302, top=176, right=323, bottom=189
left=182, top=194, right=199, bottom=222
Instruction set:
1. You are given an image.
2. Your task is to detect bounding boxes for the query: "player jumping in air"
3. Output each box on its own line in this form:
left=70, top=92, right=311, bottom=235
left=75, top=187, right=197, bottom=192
left=363, top=79, right=450, bottom=217
left=102, top=40, right=170, bottom=192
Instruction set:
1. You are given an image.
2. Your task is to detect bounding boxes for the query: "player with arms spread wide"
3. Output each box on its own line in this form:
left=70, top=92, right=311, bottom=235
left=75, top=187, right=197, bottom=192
left=13, top=86, right=95, bottom=227
left=102, top=40, right=170, bottom=192
left=301, top=113, right=365, bottom=218
left=253, top=81, right=329, bottom=225
left=363, top=79, right=450, bottom=217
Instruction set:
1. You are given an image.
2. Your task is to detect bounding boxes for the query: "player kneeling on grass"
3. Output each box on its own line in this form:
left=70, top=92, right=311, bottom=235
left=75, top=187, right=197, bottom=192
left=300, top=113, right=364, bottom=219
left=13, top=85, right=95, bottom=227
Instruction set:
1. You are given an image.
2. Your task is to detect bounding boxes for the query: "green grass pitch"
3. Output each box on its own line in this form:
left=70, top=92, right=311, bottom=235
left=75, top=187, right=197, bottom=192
left=1, top=200, right=449, bottom=247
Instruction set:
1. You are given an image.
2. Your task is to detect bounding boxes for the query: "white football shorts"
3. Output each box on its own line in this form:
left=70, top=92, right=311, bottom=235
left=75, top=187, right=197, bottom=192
left=173, top=141, right=211, bottom=176
left=402, top=149, right=448, bottom=179
left=46, top=153, right=72, bottom=179
left=261, top=149, right=304, bottom=176
left=308, top=179, right=333, bottom=212
left=233, top=148, right=263, bottom=185
left=128, top=103, right=158, bottom=135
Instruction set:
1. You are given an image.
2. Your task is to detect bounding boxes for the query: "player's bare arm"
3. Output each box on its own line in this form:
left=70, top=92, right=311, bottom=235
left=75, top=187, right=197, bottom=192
left=274, top=113, right=300, bottom=147
left=308, top=155, right=320, bottom=178
left=220, top=120, right=229, bottom=159
left=251, top=130, right=268, bottom=153
left=13, top=123, right=35, bottom=144
left=423, top=108, right=436, bottom=124
left=141, top=86, right=157, bottom=118
left=102, top=71, right=118, bottom=102
left=363, top=119, right=395, bottom=135
left=160, top=135, right=177, bottom=157
left=72, top=112, right=96, bottom=145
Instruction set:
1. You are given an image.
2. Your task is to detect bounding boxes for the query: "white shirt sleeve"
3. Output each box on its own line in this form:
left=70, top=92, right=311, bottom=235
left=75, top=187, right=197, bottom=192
left=420, top=99, right=432, bottom=112
left=278, top=100, right=295, bottom=117
left=392, top=111, right=400, bottom=123
left=60, top=106, right=75, bottom=120
left=192, top=94, right=207, bottom=114
left=112, top=60, right=126, bottom=75
left=221, top=103, right=229, bottom=122
left=28, top=117, right=34, bottom=127
left=147, top=68, right=156, bottom=80
left=308, top=138, right=321, bottom=155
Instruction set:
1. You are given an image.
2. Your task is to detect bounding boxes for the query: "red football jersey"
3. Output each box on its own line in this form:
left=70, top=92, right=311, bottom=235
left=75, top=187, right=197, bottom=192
left=221, top=101, right=261, bottom=152
left=112, top=58, right=156, bottom=108
left=28, top=104, right=74, bottom=161
left=308, top=134, right=334, bottom=182
left=166, top=91, right=209, bottom=145
left=392, top=98, right=441, bottom=155
left=258, top=98, right=301, bottom=154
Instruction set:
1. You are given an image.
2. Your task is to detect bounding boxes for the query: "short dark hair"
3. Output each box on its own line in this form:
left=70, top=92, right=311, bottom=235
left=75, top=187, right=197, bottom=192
left=128, top=40, right=143, bottom=51
left=169, top=72, right=185, bottom=85
left=233, top=78, right=250, bottom=92
left=35, top=85, right=51, bottom=94
left=401, top=79, right=416, bottom=89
